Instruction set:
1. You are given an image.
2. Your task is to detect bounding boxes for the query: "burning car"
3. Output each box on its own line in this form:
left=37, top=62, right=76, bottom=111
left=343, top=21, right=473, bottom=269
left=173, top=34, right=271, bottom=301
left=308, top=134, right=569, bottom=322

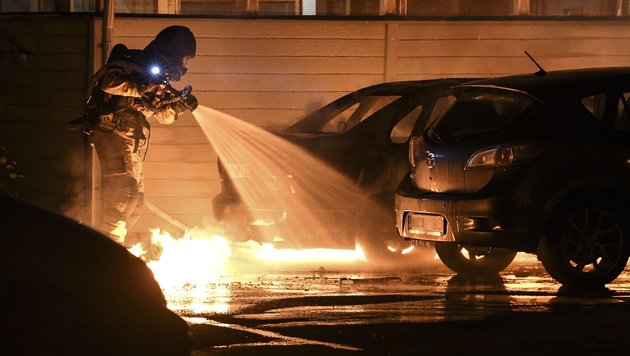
left=396, top=67, right=630, bottom=287
left=212, top=79, right=475, bottom=263
left=0, top=194, right=190, bottom=355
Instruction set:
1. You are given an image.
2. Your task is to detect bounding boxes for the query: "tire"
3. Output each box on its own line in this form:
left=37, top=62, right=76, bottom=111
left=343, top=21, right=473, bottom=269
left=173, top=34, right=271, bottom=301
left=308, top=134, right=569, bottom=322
left=357, top=229, right=436, bottom=265
left=538, top=200, right=629, bottom=287
left=356, top=192, right=436, bottom=265
left=434, top=242, right=517, bottom=276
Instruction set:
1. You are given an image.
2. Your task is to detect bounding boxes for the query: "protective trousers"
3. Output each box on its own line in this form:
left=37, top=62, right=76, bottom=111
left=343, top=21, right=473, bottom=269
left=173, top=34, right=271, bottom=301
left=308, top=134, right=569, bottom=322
left=90, top=129, right=145, bottom=244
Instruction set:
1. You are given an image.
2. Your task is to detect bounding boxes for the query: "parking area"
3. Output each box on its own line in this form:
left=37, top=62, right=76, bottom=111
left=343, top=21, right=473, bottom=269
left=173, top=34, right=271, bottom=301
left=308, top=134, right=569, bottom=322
left=161, top=254, right=630, bottom=355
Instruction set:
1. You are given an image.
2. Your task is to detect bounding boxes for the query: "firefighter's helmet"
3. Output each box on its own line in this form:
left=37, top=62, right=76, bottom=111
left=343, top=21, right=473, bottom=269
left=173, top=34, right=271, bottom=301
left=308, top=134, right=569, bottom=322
left=145, top=26, right=196, bottom=59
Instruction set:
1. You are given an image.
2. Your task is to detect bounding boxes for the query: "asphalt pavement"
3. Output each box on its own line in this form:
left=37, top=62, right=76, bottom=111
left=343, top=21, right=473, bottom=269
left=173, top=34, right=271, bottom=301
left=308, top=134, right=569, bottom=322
left=160, top=254, right=630, bottom=355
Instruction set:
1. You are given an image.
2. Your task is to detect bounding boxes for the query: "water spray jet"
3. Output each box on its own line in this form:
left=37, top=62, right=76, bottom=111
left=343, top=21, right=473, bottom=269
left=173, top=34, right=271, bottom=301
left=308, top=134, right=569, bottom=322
left=193, top=105, right=382, bottom=253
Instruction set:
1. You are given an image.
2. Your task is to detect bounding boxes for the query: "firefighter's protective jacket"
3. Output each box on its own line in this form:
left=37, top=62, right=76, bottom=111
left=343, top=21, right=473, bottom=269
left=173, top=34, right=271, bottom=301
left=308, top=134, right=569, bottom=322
left=97, top=50, right=180, bottom=155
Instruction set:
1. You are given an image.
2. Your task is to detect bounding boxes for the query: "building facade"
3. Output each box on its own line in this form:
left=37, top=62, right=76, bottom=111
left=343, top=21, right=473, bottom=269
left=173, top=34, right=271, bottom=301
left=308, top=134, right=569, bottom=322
left=2, top=2, right=630, bottom=239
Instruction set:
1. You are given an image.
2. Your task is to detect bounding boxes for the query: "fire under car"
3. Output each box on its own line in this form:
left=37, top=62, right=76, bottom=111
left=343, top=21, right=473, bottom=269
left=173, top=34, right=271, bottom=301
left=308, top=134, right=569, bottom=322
left=212, top=78, right=476, bottom=264
left=396, top=67, right=630, bottom=287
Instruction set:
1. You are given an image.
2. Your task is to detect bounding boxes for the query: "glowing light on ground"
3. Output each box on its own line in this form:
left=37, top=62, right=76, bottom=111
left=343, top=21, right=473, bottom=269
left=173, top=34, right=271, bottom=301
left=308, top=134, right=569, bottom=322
left=402, top=245, right=415, bottom=254
left=130, top=228, right=367, bottom=290
left=130, top=229, right=231, bottom=289
left=129, top=228, right=367, bottom=313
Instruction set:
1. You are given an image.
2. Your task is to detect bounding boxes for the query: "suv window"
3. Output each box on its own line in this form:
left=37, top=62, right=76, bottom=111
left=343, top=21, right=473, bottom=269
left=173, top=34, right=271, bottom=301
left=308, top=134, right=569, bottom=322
left=390, top=104, right=423, bottom=143
left=581, top=94, right=608, bottom=120
left=425, top=95, right=456, bottom=130
left=582, top=92, right=630, bottom=131
left=614, top=93, right=630, bottom=131
left=321, top=96, right=400, bottom=133
left=428, top=88, right=535, bottom=142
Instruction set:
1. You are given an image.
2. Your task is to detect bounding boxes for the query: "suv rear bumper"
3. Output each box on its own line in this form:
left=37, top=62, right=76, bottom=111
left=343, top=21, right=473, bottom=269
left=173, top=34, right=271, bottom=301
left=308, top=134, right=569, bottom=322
left=395, top=183, right=537, bottom=252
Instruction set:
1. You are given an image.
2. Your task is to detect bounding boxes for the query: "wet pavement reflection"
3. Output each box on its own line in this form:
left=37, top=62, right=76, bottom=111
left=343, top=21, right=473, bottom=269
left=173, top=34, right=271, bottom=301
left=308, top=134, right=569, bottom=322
left=163, top=253, right=630, bottom=355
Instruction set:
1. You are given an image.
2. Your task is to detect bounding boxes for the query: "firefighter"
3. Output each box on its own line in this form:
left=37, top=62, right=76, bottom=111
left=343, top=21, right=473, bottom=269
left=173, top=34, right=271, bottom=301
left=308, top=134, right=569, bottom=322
left=80, top=25, right=198, bottom=244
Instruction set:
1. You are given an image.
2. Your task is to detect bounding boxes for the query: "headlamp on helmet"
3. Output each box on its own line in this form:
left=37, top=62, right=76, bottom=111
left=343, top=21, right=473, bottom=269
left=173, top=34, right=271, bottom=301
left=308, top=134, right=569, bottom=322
left=147, top=62, right=169, bottom=85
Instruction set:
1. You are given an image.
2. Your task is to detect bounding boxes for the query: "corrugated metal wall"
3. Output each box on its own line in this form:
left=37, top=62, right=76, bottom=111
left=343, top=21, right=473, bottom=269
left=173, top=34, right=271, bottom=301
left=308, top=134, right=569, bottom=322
left=3, top=16, right=630, bottom=238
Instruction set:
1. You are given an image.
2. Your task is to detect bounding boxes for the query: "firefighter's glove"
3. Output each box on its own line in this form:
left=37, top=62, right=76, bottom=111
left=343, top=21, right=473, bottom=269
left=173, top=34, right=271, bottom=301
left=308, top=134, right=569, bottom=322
left=175, top=94, right=198, bottom=113
left=138, top=83, right=152, bottom=94
left=139, top=81, right=160, bottom=95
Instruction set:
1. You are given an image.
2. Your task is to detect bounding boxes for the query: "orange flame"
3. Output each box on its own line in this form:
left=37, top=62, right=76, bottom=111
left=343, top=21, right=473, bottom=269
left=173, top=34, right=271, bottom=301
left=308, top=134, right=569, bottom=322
left=130, top=229, right=231, bottom=289
left=130, top=227, right=368, bottom=288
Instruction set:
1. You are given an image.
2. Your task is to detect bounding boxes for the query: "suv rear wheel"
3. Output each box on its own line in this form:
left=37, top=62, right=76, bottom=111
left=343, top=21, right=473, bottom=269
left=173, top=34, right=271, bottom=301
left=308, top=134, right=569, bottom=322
left=356, top=191, right=436, bottom=265
left=538, top=200, right=629, bottom=287
left=434, top=243, right=517, bottom=276
left=358, top=230, right=436, bottom=265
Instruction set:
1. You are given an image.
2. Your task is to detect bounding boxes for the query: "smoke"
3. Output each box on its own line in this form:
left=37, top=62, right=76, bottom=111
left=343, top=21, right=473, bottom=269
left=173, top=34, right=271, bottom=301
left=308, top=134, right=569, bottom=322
left=61, top=143, right=94, bottom=225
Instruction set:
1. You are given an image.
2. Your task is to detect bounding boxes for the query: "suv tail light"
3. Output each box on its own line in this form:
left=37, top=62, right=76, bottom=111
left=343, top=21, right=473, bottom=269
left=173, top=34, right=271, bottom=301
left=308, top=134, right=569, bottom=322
left=409, top=136, right=422, bottom=167
left=465, top=143, right=547, bottom=170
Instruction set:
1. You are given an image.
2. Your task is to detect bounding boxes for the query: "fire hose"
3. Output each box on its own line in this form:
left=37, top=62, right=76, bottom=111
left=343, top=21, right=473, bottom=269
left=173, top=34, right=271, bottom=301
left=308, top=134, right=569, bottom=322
left=145, top=200, right=192, bottom=233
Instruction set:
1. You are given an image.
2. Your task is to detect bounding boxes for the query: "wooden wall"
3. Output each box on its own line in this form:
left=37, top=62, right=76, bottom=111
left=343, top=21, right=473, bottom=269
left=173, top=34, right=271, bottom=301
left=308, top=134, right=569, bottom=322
left=115, top=19, right=394, bottom=236
left=394, top=21, right=630, bottom=78
left=3, top=15, right=630, bottom=239
left=116, top=18, right=630, bottom=237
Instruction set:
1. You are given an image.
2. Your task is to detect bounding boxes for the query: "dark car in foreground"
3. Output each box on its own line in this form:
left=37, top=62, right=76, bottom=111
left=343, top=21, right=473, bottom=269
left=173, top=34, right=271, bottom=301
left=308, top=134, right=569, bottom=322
left=0, top=194, right=190, bottom=355
left=396, top=67, right=630, bottom=286
left=213, top=79, right=475, bottom=263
